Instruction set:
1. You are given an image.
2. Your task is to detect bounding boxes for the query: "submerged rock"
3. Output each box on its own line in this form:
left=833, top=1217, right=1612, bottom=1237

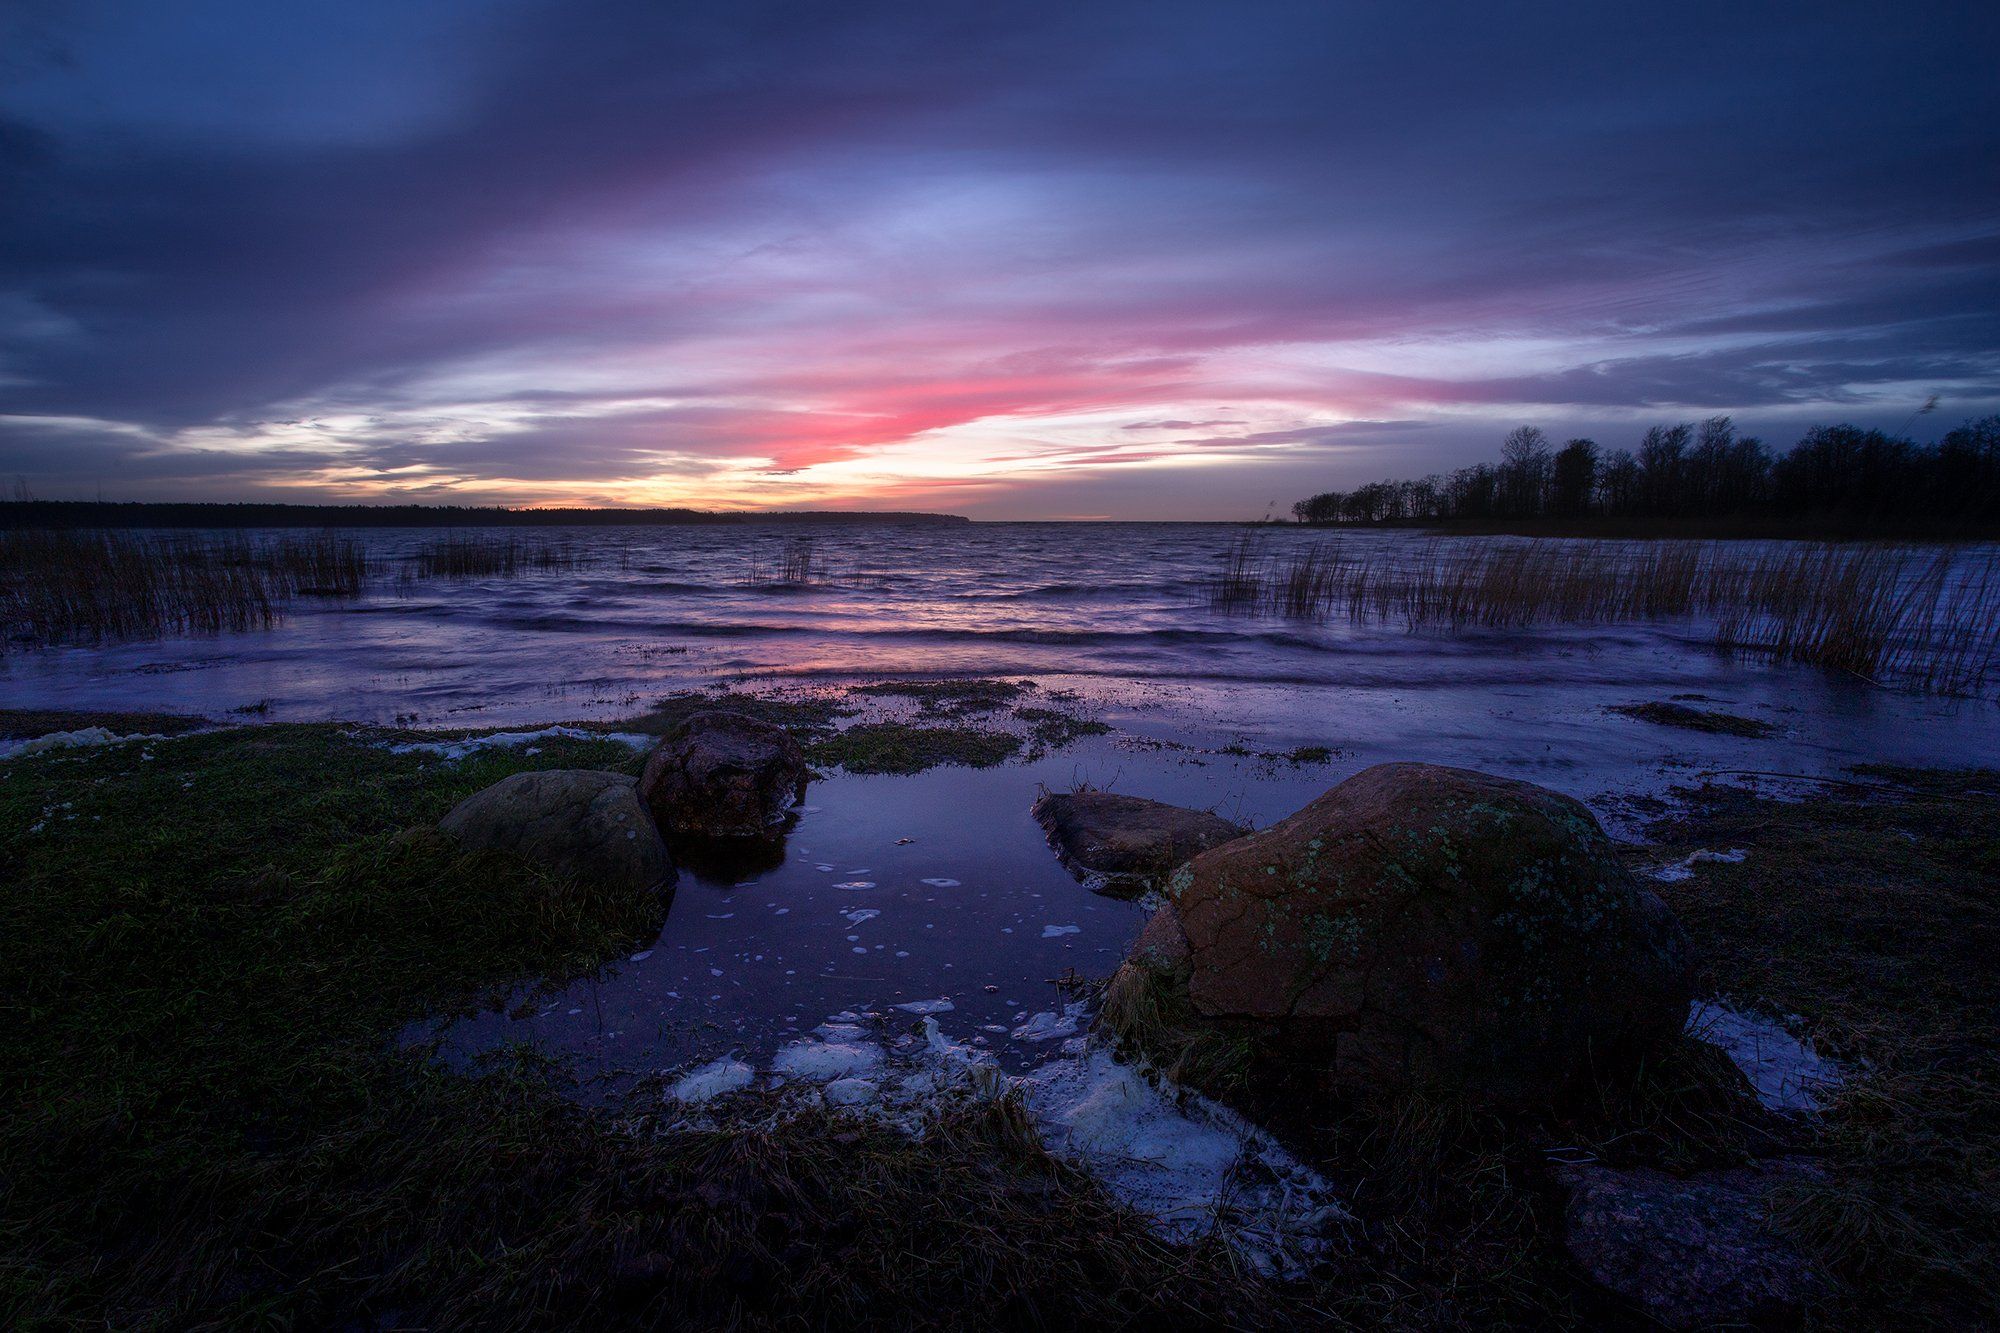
left=1103, top=762, right=1693, bottom=1107
left=640, top=710, right=808, bottom=838
left=1032, top=790, right=1247, bottom=894
left=1610, top=700, right=1775, bottom=738
left=437, top=768, right=675, bottom=894
left=1558, top=1158, right=1829, bottom=1328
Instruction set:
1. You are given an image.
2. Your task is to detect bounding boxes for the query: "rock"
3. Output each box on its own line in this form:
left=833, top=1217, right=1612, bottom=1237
left=640, top=711, right=808, bottom=839
left=1032, top=790, right=1247, bottom=894
left=1103, top=763, right=1693, bottom=1107
left=438, top=769, right=674, bottom=893
left=1558, top=1158, right=1829, bottom=1328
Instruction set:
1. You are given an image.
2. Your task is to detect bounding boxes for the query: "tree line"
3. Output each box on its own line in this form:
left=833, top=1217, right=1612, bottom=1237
left=1291, top=415, right=2000, bottom=530
left=0, top=501, right=971, bottom=529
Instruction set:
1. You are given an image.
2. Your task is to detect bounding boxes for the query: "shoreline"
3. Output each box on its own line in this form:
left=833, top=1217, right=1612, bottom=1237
left=2, top=695, right=1994, bottom=1327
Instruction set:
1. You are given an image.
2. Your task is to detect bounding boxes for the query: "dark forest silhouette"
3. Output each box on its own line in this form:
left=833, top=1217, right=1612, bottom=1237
left=1292, top=415, right=2000, bottom=534
left=0, top=502, right=969, bottom=529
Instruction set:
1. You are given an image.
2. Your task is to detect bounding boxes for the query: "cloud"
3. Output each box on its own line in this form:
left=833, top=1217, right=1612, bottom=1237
left=1, top=0, right=1997, bottom=514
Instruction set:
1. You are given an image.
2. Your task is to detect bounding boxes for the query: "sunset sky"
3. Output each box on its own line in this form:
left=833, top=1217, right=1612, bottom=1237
left=2, top=1, right=1996, bottom=518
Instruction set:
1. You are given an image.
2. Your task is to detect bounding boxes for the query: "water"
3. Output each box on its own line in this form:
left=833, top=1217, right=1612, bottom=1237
left=6, top=522, right=1997, bottom=1082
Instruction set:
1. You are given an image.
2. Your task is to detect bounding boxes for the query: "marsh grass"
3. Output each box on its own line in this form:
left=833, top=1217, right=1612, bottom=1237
left=1209, top=536, right=2000, bottom=694
left=743, top=535, right=824, bottom=588
left=0, top=527, right=369, bottom=647
left=408, top=533, right=588, bottom=579
left=1639, top=769, right=2000, bottom=1325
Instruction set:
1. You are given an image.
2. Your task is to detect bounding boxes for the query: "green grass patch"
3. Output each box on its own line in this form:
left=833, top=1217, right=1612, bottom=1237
left=850, top=677, right=1033, bottom=713
left=610, top=690, right=849, bottom=738
left=808, top=721, right=1022, bottom=775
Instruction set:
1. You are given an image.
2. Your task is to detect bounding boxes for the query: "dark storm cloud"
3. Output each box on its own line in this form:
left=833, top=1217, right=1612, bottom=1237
left=1, top=0, right=1996, bottom=512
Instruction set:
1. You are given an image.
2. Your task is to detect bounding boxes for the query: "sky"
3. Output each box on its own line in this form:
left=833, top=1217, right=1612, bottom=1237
left=1, top=1, right=1997, bottom=518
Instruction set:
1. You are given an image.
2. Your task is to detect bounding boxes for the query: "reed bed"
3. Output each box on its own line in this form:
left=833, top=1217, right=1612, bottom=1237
left=406, top=534, right=587, bottom=579
left=1210, top=536, right=2000, bottom=695
left=0, top=528, right=370, bottom=647
left=744, top=536, right=825, bottom=588
left=2, top=530, right=268, bottom=646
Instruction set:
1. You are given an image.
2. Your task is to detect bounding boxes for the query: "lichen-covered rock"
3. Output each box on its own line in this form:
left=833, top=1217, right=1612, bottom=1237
left=1032, top=790, right=1246, bottom=894
left=437, top=768, right=674, bottom=893
left=1103, top=762, right=1693, bottom=1106
left=639, top=711, right=808, bottom=838
left=1558, top=1158, right=1829, bottom=1328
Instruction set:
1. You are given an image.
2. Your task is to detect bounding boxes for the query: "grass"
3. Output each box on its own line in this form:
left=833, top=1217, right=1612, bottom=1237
left=0, top=722, right=1309, bottom=1331
left=743, top=535, right=824, bottom=587
left=0, top=528, right=368, bottom=648
left=1207, top=537, right=2000, bottom=696
left=808, top=722, right=1023, bottom=775
left=851, top=677, right=1034, bottom=713
left=0, top=707, right=211, bottom=740
left=5, top=707, right=1991, bottom=1328
left=610, top=690, right=851, bottom=738
left=407, top=534, right=588, bottom=579
left=1635, top=769, right=2000, bottom=1325
left=1608, top=701, right=1775, bottom=737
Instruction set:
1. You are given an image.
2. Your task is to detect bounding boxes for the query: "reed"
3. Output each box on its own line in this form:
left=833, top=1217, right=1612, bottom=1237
left=745, top=536, right=824, bottom=588
left=407, top=534, right=586, bottom=579
left=1, top=528, right=282, bottom=646
left=1206, top=536, right=2000, bottom=695
left=269, top=532, right=369, bottom=595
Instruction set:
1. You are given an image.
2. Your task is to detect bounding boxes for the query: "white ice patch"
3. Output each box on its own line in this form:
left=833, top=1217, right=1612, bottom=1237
left=1020, top=1047, right=1347, bottom=1276
left=668, top=1057, right=755, bottom=1103
left=1650, top=847, right=1748, bottom=883
left=834, top=880, right=877, bottom=890
left=1688, top=1000, right=1842, bottom=1112
left=841, top=908, right=881, bottom=926
left=1010, top=1001, right=1088, bottom=1043
left=1041, top=924, right=1081, bottom=939
left=823, top=1077, right=878, bottom=1107
left=0, top=727, right=170, bottom=760
left=921, top=877, right=961, bottom=887
left=772, top=1038, right=885, bottom=1082
left=658, top=1003, right=1348, bottom=1276
left=383, top=725, right=653, bottom=759
left=893, top=997, right=955, bottom=1015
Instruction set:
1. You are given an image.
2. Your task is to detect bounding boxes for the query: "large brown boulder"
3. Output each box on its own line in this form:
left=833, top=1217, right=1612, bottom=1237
left=1104, top=763, right=1693, bottom=1107
left=1032, top=790, right=1247, bottom=895
left=640, top=711, right=808, bottom=839
left=437, top=769, right=674, bottom=894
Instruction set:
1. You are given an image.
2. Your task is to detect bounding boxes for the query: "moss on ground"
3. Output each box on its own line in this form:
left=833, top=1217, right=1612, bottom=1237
left=808, top=721, right=1022, bottom=775
left=0, top=720, right=1305, bottom=1331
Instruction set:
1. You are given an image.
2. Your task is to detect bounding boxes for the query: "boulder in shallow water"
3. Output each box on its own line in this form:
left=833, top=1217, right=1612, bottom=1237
left=1032, top=790, right=1247, bottom=894
left=1558, top=1158, right=1829, bottom=1329
left=640, top=711, right=808, bottom=839
left=438, top=768, right=674, bottom=894
left=1104, top=762, right=1693, bottom=1107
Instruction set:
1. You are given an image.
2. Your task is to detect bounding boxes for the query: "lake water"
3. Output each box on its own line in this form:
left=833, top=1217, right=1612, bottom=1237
left=6, top=522, right=1997, bottom=1084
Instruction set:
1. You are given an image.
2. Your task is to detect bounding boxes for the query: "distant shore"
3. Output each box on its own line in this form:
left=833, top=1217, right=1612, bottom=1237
left=1284, top=514, right=2000, bottom=542
left=0, top=501, right=971, bottom=529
